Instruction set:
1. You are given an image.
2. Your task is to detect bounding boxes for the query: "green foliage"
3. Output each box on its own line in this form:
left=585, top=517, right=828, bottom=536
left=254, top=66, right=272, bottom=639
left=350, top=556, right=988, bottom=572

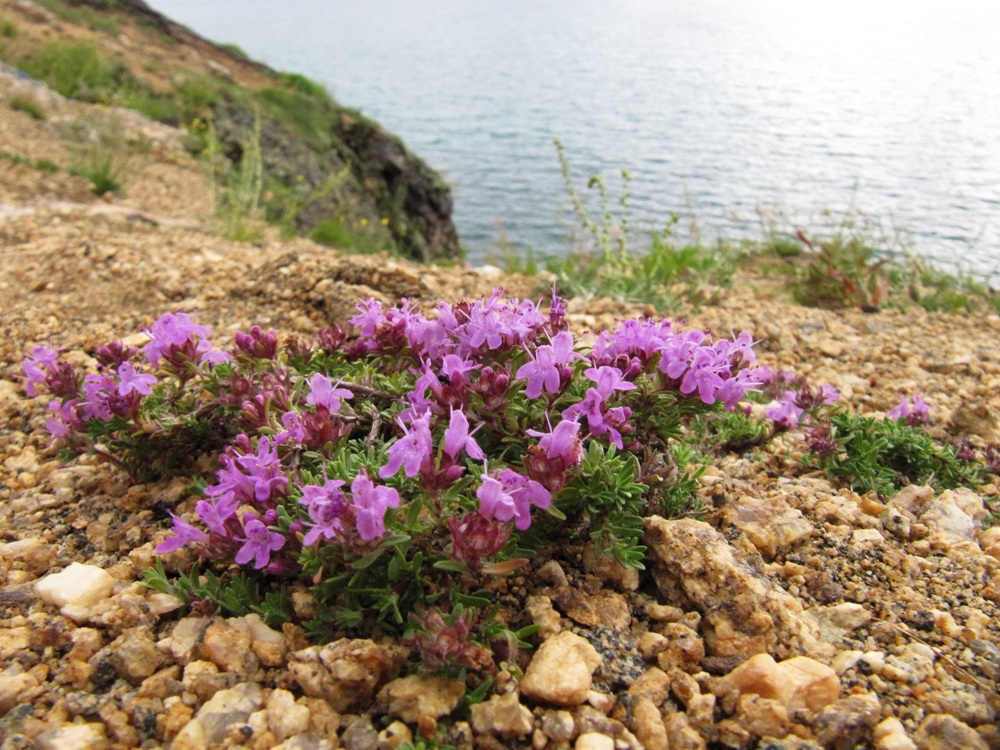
left=813, top=412, right=987, bottom=497
left=906, top=257, right=997, bottom=313
left=1, top=150, right=59, bottom=172
left=546, top=139, right=736, bottom=310
left=194, top=113, right=266, bottom=242
left=693, top=407, right=769, bottom=453
left=254, top=86, right=334, bottom=151
left=71, top=151, right=123, bottom=195
left=68, top=116, right=130, bottom=196
left=0, top=19, right=17, bottom=38
left=18, top=41, right=130, bottom=100
left=781, top=229, right=892, bottom=311
left=31, top=0, right=119, bottom=34
left=558, top=442, right=648, bottom=569
left=220, top=42, right=248, bottom=59
left=311, top=215, right=392, bottom=255
left=276, top=71, right=331, bottom=100
left=142, top=560, right=295, bottom=624
left=8, top=92, right=46, bottom=120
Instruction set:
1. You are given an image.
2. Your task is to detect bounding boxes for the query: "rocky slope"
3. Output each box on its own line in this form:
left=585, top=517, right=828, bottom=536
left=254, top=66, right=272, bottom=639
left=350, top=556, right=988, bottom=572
left=3, top=20, right=1000, bottom=750
left=0, top=0, right=459, bottom=260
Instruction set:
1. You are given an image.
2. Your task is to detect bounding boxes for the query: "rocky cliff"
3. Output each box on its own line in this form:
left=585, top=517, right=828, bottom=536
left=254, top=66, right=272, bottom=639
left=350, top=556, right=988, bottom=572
left=0, top=0, right=460, bottom=260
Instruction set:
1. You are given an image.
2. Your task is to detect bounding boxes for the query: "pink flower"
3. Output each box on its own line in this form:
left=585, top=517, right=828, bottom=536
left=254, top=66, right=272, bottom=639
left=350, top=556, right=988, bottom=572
left=305, top=373, right=353, bottom=412
left=442, top=408, right=485, bottom=461
left=351, top=469, right=400, bottom=541
left=476, top=465, right=551, bottom=531
left=116, top=362, right=157, bottom=396
left=516, top=331, right=581, bottom=399
left=380, top=411, right=434, bottom=479
left=235, top=516, right=286, bottom=569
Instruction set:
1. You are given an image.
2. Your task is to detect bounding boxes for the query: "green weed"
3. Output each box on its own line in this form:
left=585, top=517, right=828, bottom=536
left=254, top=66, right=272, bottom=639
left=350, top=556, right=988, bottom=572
left=0, top=18, right=17, bottom=38
left=31, top=0, right=119, bottom=35
left=68, top=114, right=130, bottom=196
left=0, top=150, right=59, bottom=172
left=18, top=40, right=129, bottom=100
left=220, top=43, right=248, bottom=59
left=276, top=71, right=330, bottom=100
left=8, top=91, right=46, bottom=120
left=204, top=112, right=266, bottom=242
left=545, top=140, right=735, bottom=310
left=311, top=215, right=392, bottom=255
left=813, top=412, right=987, bottom=497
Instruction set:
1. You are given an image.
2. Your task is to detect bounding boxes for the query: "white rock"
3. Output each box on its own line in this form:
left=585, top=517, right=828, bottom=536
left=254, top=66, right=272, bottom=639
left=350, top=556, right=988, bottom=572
left=574, top=733, right=615, bottom=750
left=267, top=688, right=311, bottom=741
left=35, top=723, right=109, bottom=750
left=724, top=653, right=840, bottom=714
left=874, top=717, right=917, bottom=750
left=805, top=603, right=872, bottom=643
left=34, top=563, right=114, bottom=621
left=520, top=631, right=602, bottom=706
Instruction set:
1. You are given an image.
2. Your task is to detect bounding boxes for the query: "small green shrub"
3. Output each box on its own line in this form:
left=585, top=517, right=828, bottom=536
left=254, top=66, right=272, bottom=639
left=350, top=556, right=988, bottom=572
left=813, top=412, right=986, bottom=497
left=276, top=72, right=331, bottom=100
left=8, top=92, right=46, bottom=120
left=31, top=0, right=119, bottom=34
left=71, top=152, right=124, bottom=195
left=0, top=18, right=17, bottom=38
left=68, top=115, right=130, bottom=196
left=545, top=140, right=735, bottom=310
left=255, top=86, right=333, bottom=151
left=220, top=43, right=248, bottom=59
left=311, top=215, right=391, bottom=255
left=1, top=150, right=61, bottom=173
left=782, top=230, right=892, bottom=311
left=906, top=258, right=995, bottom=313
left=18, top=41, right=130, bottom=100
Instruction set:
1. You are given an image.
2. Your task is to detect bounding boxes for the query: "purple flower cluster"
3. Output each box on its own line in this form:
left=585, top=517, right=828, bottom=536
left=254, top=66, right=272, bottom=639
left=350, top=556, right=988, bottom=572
left=886, top=394, right=930, bottom=427
left=25, top=290, right=762, bottom=585
left=759, top=368, right=840, bottom=430
left=142, top=311, right=228, bottom=371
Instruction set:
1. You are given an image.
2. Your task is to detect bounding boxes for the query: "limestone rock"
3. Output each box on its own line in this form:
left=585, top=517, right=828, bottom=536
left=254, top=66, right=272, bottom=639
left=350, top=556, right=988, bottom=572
left=874, top=717, right=917, bottom=750
left=804, top=603, right=872, bottom=644
left=919, top=488, right=986, bottom=550
left=200, top=618, right=258, bottom=675
left=171, top=682, right=263, bottom=749
left=244, top=613, right=288, bottom=666
left=0, top=536, right=54, bottom=576
left=378, top=674, right=465, bottom=722
left=643, top=517, right=821, bottom=660
left=520, top=631, right=602, bottom=706
left=575, top=732, right=615, bottom=750
left=719, top=494, right=817, bottom=560
left=107, top=625, right=166, bottom=684
left=469, top=691, right=534, bottom=738
left=288, top=639, right=407, bottom=712
left=655, top=623, right=705, bottom=674
left=630, top=695, right=667, bottom=750
left=526, top=594, right=563, bottom=639
left=35, top=722, right=109, bottom=750
left=582, top=542, right=640, bottom=591
left=158, top=617, right=212, bottom=664
left=734, top=694, right=792, bottom=741
left=912, top=713, right=989, bottom=750
left=34, top=563, right=115, bottom=622
left=811, top=693, right=881, bottom=750
left=723, top=653, right=840, bottom=714
left=266, top=688, right=312, bottom=742
left=551, top=586, right=632, bottom=631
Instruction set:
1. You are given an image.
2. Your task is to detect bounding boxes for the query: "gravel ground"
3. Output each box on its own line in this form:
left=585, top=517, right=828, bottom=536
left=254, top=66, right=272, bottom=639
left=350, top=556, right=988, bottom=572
left=2, top=65, right=1000, bottom=750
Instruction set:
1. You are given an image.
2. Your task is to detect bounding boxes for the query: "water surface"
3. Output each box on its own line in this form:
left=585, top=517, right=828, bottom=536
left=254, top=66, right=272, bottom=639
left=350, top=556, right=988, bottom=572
left=150, top=0, right=1000, bottom=279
